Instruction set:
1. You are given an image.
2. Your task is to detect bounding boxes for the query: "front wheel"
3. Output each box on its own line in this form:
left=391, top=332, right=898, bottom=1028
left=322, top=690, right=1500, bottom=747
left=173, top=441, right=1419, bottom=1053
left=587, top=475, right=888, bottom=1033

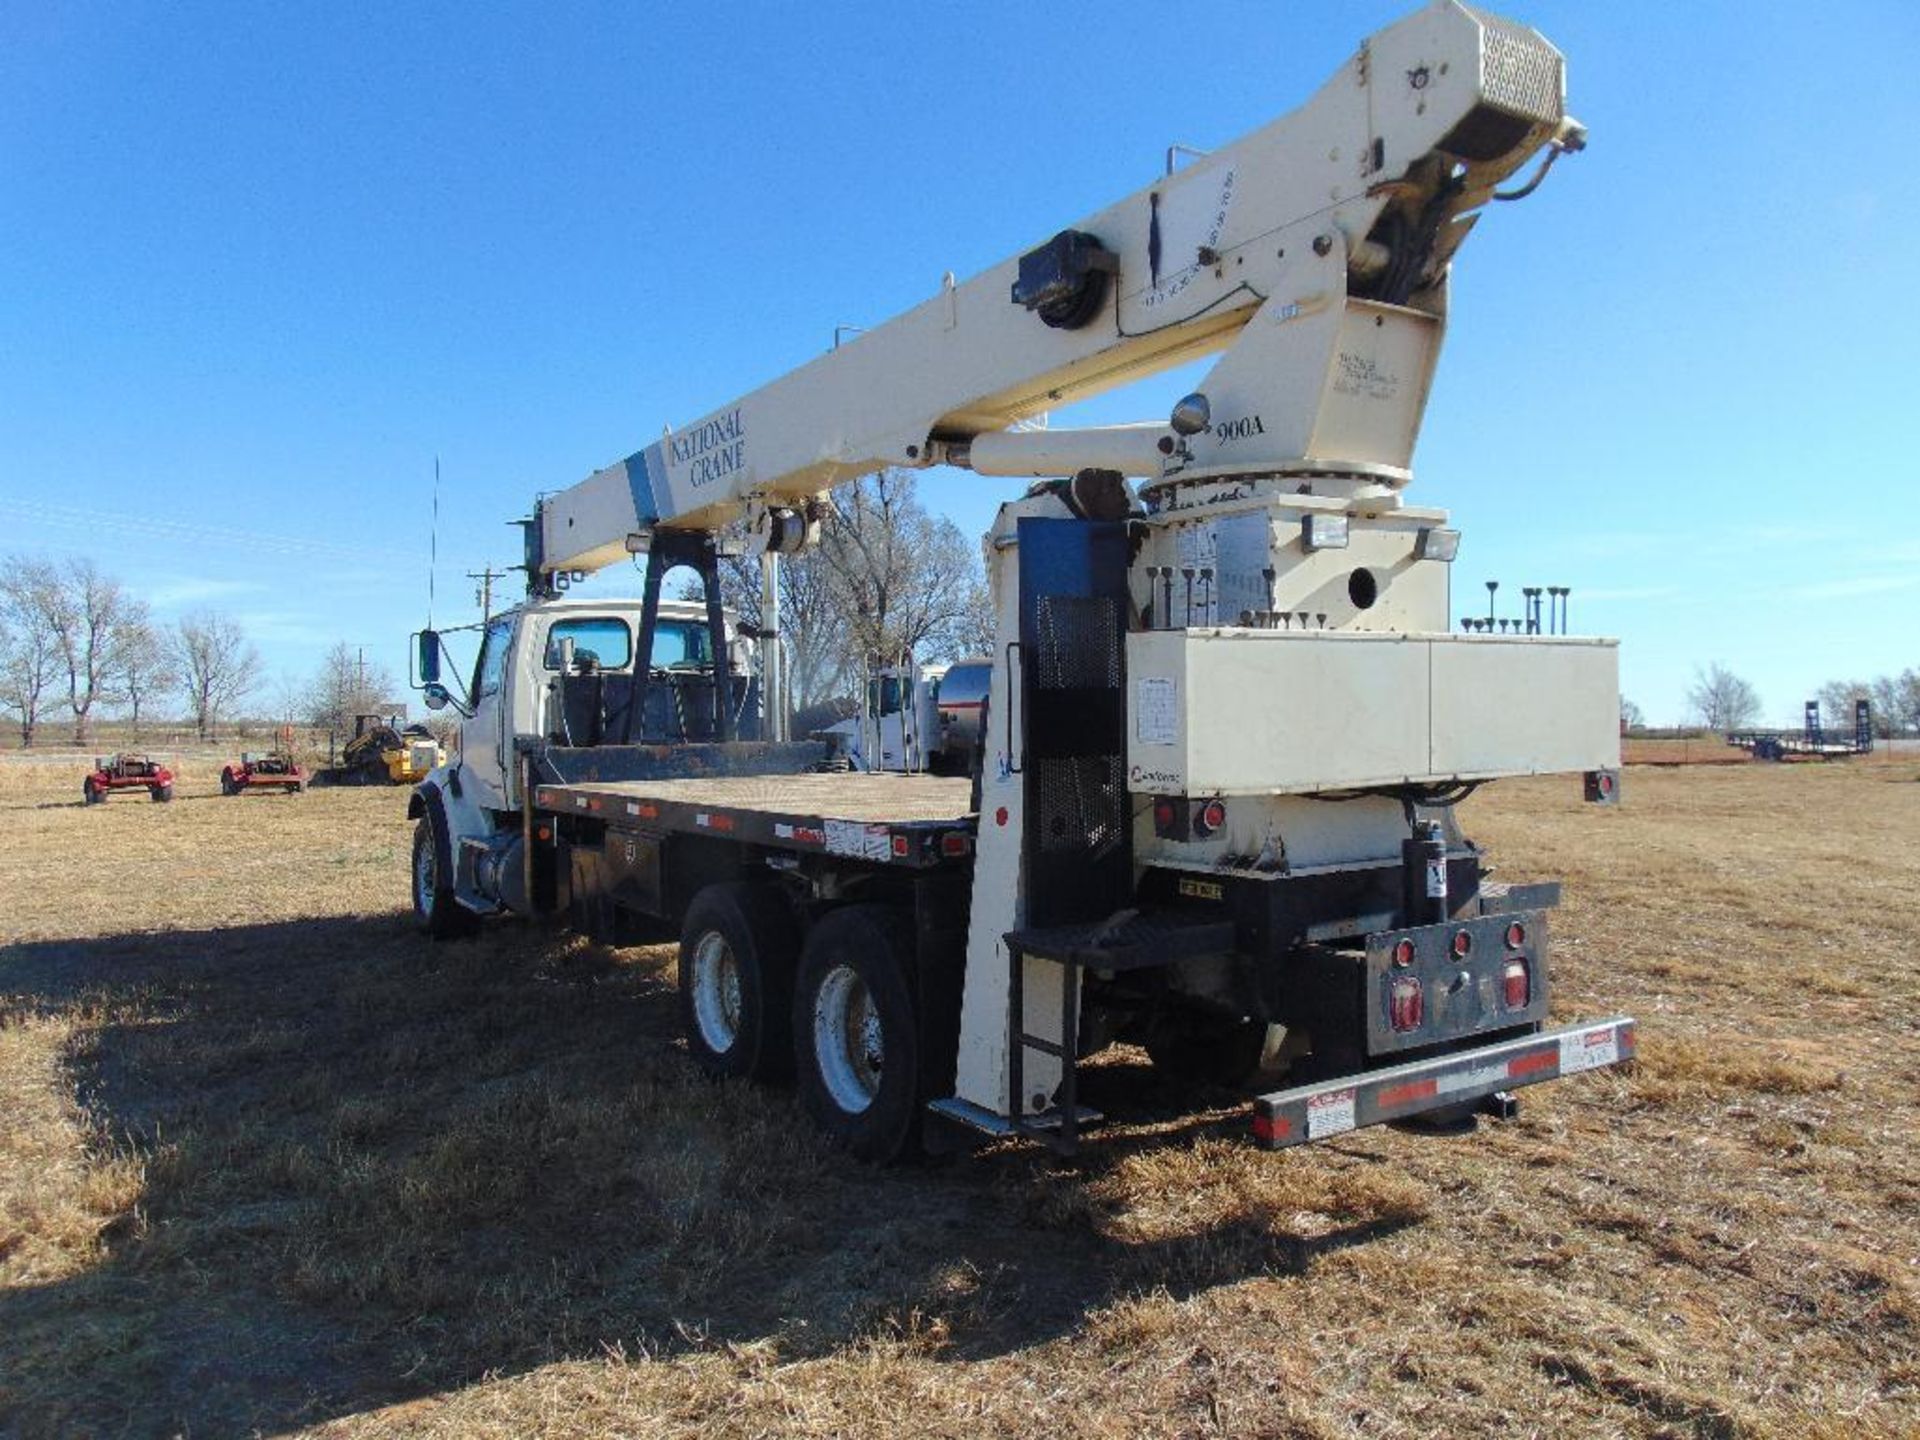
left=221, top=770, right=239, bottom=796
left=793, top=905, right=921, bottom=1163
left=411, top=816, right=478, bottom=938
left=150, top=783, right=173, bottom=803
left=82, top=778, right=101, bottom=805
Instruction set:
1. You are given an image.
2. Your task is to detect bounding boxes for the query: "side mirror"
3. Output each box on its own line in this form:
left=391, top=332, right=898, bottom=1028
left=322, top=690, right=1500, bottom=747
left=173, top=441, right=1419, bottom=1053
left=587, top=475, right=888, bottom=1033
left=422, top=682, right=452, bottom=712
left=416, top=630, right=441, bottom=685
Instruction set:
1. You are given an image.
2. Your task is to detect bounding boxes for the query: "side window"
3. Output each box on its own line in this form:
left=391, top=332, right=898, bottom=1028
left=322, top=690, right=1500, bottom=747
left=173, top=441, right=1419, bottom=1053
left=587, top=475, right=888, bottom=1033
left=474, top=617, right=514, bottom=702
left=544, top=617, right=633, bottom=671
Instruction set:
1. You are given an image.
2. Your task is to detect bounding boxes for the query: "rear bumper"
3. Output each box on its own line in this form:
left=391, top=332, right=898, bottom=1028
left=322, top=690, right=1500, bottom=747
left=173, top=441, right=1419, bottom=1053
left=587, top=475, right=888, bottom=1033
left=1252, top=1017, right=1634, bottom=1149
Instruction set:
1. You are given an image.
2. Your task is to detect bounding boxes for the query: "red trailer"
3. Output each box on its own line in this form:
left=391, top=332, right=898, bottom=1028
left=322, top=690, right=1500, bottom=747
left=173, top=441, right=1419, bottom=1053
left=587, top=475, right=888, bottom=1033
left=83, top=754, right=174, bottom=804
left=221, top=751, right=306, bottom=795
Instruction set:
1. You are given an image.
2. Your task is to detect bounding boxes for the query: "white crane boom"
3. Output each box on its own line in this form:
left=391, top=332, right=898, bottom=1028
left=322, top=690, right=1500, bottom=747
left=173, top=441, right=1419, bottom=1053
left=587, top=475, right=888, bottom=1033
left=532, top=1, right=1579, bottom=583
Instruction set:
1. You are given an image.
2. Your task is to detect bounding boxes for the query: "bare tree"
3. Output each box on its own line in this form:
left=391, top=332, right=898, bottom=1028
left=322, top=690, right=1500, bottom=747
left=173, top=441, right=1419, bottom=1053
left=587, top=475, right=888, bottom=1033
left=700, top=474, right=988, bottom=712
left=1619, top=697, right=1645, bottom=732
left=1817, top=679, right=1881, bottom=738
left=815, top=470, right=990, bottom=669
left=114, top=602, right=176, bottom=738
left=0, top=605, right=61, bottom=747
left=0, top=556, right=141, bottom=744
left=1824, top=671, right=1919, bottom=738
left=708, top=548, right=855, bottom=712
left=52, top=558, right=134, bottom=744
left=304, top=642, right=399, bottom=737
left=172, top=610, right=262, bottom=740
left=1890, top=669, right=1920, bottom=735
left=1687, top=663, right=1761, bottom=731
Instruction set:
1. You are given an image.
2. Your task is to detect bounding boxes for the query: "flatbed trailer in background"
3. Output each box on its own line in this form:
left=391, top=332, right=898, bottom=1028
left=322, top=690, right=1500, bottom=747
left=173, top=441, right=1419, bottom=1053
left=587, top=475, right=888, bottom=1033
left=1729, top=698, right=1875, bottom=761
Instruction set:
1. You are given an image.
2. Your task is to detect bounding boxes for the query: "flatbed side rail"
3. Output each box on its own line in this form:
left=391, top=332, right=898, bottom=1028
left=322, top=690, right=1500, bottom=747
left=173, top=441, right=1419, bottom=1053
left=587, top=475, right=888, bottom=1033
left=531, top=779, right=977, bottom=872
left=1252, top=1017, right=1635, bottom=1149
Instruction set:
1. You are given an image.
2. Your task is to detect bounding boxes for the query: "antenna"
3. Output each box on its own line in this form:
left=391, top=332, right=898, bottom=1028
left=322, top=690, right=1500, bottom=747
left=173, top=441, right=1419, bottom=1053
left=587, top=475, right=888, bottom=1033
left=428, top=454, right=442, bottom=627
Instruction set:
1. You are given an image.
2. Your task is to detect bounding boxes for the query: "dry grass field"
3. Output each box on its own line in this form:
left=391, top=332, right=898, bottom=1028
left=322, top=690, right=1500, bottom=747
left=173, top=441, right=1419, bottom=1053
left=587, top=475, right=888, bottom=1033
left=2, top=751, right=1916, bottom=1438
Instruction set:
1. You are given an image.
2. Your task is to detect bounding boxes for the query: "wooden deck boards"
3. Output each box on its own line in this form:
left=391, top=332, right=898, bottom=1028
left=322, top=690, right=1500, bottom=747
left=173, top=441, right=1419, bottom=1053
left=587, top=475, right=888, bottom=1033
left=543, top=772, right=974, bottom=825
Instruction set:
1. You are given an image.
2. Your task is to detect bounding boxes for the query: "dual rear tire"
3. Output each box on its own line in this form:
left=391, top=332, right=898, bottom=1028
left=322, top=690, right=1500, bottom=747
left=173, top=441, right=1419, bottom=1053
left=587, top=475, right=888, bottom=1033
left=792, top=905, right=921, bottom=1163
left=677, top=890, right=921, bottom=1163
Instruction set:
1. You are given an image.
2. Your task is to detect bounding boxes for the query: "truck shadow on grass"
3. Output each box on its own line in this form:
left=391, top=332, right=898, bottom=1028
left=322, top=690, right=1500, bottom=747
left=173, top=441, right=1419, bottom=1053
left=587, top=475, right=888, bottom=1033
left=0, top=916, right=1423, bottom=1437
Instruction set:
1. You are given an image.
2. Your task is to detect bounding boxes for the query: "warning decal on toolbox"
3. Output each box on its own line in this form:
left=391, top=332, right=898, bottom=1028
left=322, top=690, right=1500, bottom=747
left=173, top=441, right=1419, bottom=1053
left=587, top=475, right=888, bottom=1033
left=1559, top=1026, right=1619, bottom=1074
left=1306, top=1088, right=1357, bottom=1139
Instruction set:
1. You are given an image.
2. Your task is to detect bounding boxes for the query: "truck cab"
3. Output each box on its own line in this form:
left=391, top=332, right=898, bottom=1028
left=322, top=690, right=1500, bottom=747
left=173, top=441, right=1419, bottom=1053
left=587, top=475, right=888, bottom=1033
left=816, top=657, right=992, bottom=776
left=414, top=596, right=759, bottom=886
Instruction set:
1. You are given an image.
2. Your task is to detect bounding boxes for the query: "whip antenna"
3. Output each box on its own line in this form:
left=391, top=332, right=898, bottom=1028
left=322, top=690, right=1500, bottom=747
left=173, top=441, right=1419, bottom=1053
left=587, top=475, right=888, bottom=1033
left=428, top=454, right=441, bottom=626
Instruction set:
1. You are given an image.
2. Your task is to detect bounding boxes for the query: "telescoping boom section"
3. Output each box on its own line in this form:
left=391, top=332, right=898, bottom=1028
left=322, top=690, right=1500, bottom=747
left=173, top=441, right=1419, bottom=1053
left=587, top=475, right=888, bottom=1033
left=531, top=0, right=1589, bottom=576
left=412, top=2, right=1631, bottom=1164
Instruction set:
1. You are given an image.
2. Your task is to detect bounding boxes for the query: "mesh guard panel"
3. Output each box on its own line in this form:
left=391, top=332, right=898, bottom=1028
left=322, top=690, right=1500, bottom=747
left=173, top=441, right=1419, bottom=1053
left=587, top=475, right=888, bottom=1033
left=1017, top=521, right=1131, bottom=930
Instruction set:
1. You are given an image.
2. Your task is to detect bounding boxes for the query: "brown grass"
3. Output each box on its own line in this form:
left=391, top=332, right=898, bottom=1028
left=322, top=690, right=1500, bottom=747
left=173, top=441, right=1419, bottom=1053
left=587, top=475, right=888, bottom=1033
left=2, top=756, right=1917, bottom=1437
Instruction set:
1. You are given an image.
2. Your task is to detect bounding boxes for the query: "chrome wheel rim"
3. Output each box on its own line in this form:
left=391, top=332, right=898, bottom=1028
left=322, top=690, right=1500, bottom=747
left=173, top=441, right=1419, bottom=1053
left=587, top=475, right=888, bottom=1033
left=814, top=964, right=882, bottom=1114
left=414, top=830, right=436, bottom=913
left=691, top=931, right=743, bottom=1054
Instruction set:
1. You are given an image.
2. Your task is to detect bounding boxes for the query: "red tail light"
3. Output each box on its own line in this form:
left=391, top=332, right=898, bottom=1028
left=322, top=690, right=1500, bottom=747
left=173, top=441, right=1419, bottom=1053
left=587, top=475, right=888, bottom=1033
left=1502, top=957, right=1530, bottom=1009
left=1391, top=938, right=1416, bottom=968
left=1195, top=798, right=1227, bottom=837
left=1505, top=921, right=1526, bottom=948
left=1451, top=929, right=1473, bottom=957
left=1389, top=976, right=1424, bottom=1032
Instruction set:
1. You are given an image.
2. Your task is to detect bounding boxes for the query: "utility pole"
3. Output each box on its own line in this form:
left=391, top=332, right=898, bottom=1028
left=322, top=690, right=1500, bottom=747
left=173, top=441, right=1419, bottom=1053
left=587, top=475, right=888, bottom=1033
left=468, top=566, right=510, bottom=623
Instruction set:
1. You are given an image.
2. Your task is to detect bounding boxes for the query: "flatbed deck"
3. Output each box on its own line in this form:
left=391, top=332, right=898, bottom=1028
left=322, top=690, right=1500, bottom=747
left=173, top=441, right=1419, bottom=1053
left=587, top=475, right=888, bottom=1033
left=534, top=772, right=977, bottom=869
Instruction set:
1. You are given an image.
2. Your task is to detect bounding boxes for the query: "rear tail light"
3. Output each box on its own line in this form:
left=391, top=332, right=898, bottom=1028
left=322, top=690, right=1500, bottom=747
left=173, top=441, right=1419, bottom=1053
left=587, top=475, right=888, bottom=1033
left=1451, top=929, right=1473, bottom=957
left=1194, top=798, right=1227, bottom=837
left=1152, top=798, right=1181, bottom=839
left=1391, top=938, right=1416, bottom=968
left=1389, top=976, right=1424, bottom=1032
left=1505, top=921, right=1526, bottom=948
left=1502, top=957, right=1531, bottom=1009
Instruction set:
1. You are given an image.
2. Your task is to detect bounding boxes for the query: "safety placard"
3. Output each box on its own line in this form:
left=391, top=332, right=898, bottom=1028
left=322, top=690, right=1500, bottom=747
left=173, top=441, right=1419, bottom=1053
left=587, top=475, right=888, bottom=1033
left=1558, top=1025, right=1619, bottom=1074
left=1135, top=677, right=1178, bottom=745
left=1306, top=1087, right=1357, bottom=1138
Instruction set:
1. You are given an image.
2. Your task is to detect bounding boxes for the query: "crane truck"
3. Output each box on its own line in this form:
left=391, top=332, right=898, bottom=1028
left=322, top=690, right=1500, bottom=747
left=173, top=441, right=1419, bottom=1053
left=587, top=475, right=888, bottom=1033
left=410, top=0, right=1632, bottom=1162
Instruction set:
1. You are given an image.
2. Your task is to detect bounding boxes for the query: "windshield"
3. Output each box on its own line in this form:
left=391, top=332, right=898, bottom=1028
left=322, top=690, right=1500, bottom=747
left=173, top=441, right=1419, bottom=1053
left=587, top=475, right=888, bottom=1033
left=544, top=616, right=634, bottom=671
left=651, top=620, right=713, bottom=668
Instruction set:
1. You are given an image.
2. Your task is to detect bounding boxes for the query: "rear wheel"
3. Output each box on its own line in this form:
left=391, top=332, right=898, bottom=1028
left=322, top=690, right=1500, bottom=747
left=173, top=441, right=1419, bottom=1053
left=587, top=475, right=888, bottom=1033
left=793, top=905, right=921, bottom=1163
left=677, top=883, right=798, bottom=1082
left=411, top=815, right=478, bottom=938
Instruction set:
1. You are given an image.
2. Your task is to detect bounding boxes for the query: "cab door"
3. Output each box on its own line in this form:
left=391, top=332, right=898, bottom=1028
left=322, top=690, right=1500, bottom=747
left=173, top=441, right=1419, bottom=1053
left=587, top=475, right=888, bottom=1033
left=461, top=614, right=515, bottom=811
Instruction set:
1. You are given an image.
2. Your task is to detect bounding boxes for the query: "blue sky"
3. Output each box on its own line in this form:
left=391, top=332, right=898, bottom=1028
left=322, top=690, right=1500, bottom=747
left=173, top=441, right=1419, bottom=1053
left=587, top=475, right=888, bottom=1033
left=2, top=1, right=1914, bottom=726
